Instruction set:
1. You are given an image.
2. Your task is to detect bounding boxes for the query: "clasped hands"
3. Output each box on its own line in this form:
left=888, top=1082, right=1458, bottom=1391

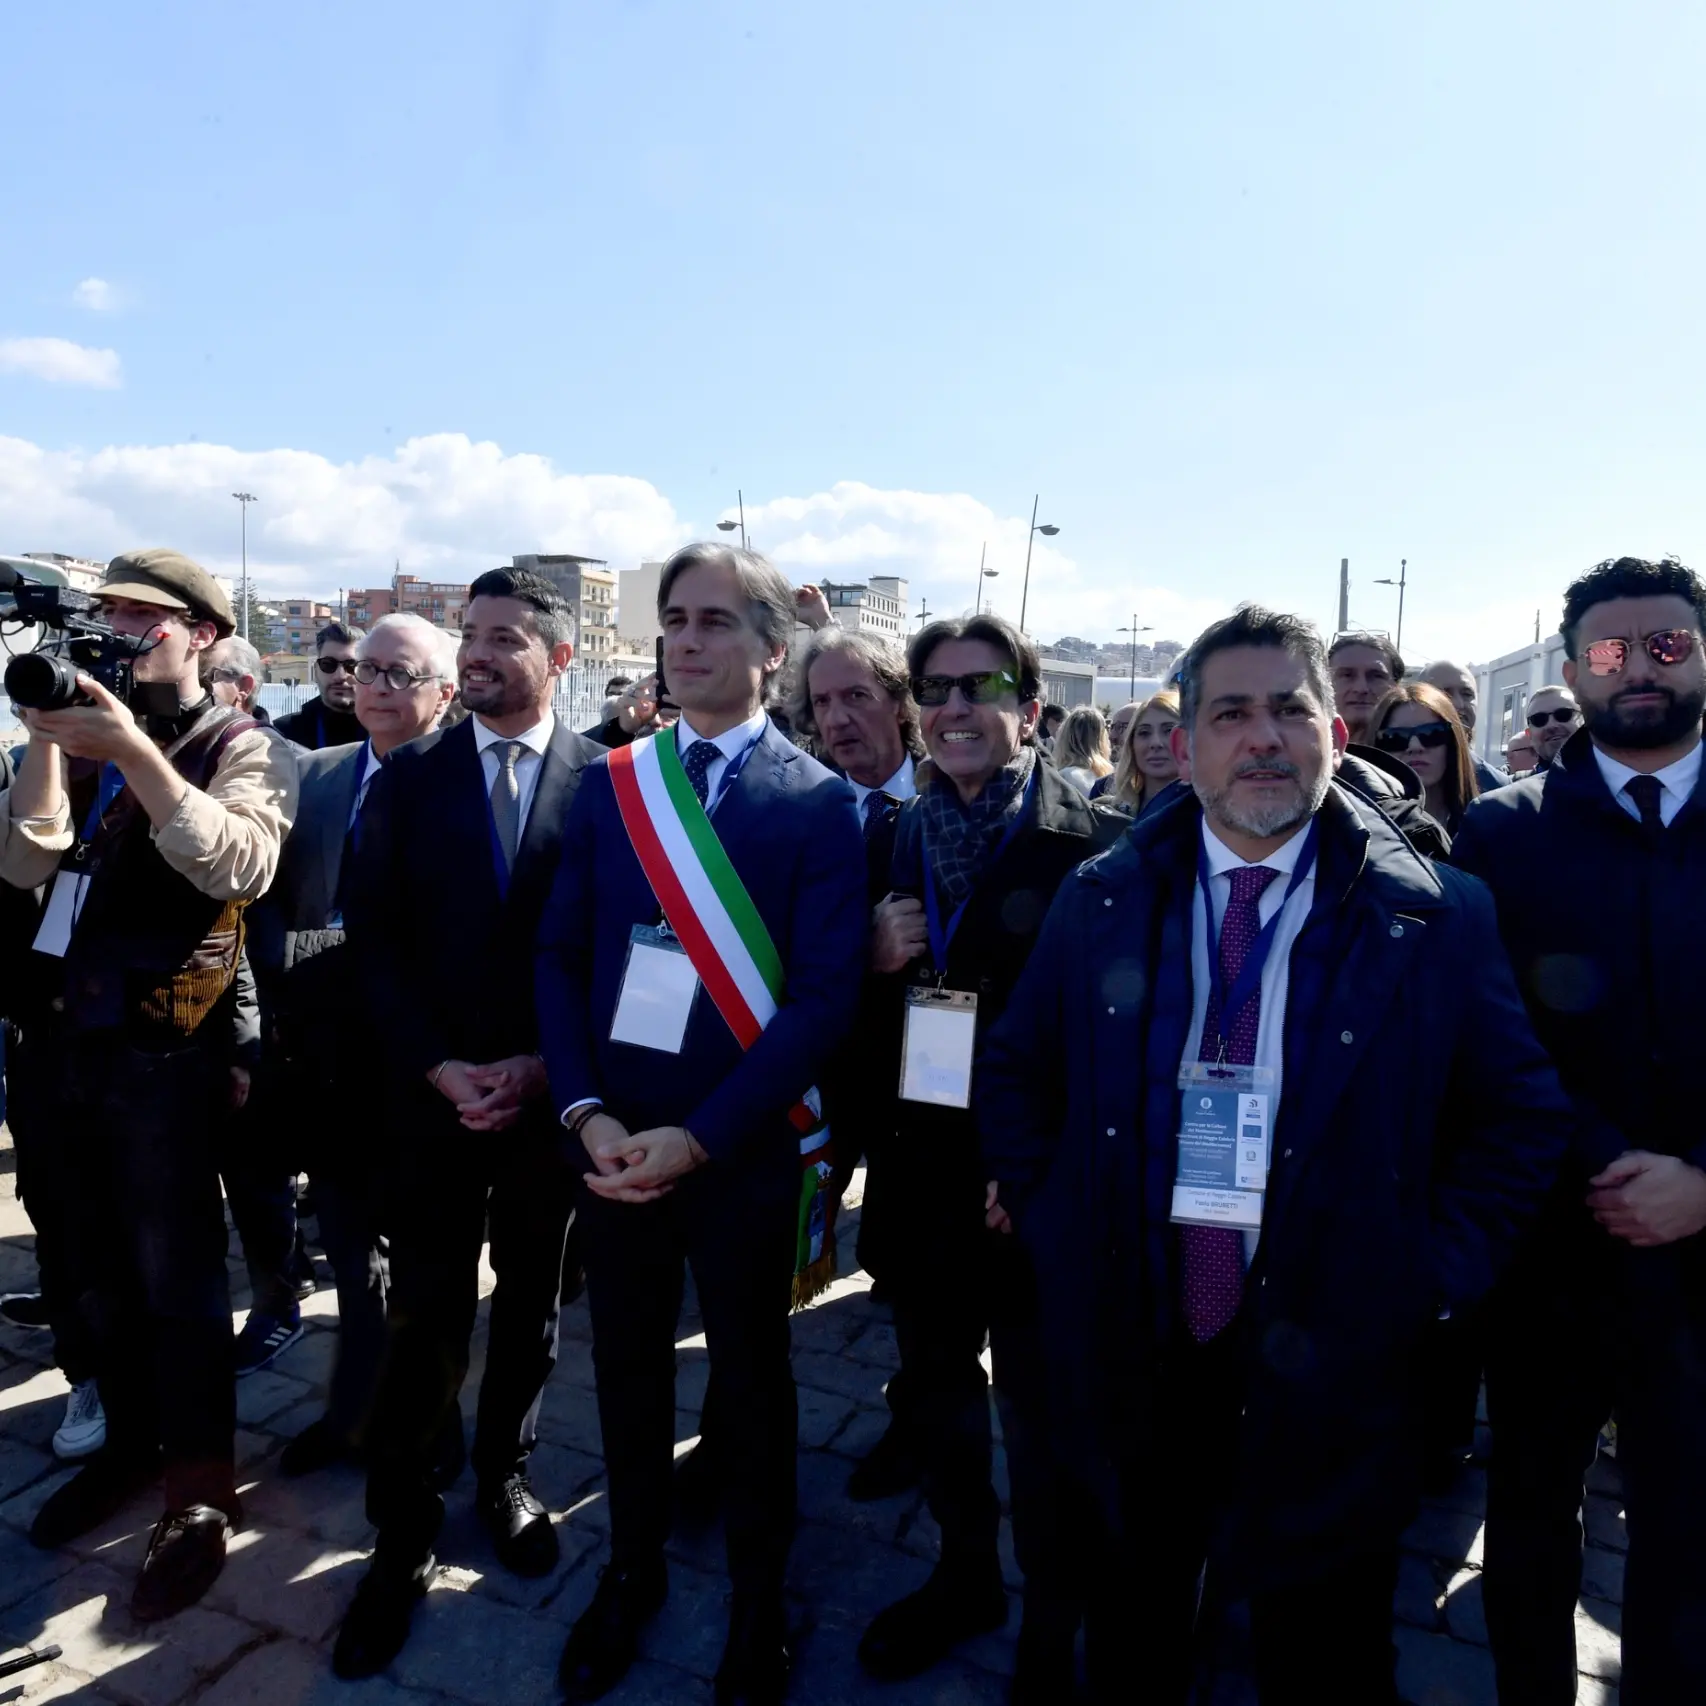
left=580, top=1113, right=708, bottom=1203
left=429, top=1055, right=547, bottom=1132
left=1587, top=1150, right=1706, bottom=1247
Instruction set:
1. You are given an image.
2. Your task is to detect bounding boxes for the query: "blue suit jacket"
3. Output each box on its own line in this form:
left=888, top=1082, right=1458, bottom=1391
left=535, top=721, right=868, bottom=1169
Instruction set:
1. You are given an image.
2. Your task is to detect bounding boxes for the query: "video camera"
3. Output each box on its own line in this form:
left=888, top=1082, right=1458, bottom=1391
left=0, top=566, right=154, bottom=711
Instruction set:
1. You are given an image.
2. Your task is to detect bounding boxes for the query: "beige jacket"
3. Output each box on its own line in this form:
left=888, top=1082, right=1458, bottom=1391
left=0, top=724, right=299, bottom=901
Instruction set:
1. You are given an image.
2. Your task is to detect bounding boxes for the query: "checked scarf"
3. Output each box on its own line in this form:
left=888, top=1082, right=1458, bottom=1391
left=919, top=745, right=1037, bottom=911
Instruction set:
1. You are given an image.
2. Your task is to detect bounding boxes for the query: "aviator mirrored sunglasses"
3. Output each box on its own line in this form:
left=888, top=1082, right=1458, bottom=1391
left=1582, top=629, right=1697, bottom=677
left=1373, top=720, right=1453, bottom=753
left=910, top=668, right=1022, bottom=707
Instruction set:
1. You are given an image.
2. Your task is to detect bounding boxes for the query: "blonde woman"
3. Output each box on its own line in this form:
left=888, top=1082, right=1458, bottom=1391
left=1053, top=705, right=1113, bottom=795
left=1103, top=689, right=1183, bottom=818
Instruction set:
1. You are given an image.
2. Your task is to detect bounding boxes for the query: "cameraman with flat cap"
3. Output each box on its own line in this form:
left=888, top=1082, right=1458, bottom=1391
left=0, top=549, right=297, bottom=1620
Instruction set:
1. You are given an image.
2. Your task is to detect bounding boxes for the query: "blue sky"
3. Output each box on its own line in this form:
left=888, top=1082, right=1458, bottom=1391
left=5, top=0, right=1706, bottom=663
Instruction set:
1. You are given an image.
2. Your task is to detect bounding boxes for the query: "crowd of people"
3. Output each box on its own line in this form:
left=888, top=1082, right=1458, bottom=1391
left=0, top=540, right=1700, bottom=1706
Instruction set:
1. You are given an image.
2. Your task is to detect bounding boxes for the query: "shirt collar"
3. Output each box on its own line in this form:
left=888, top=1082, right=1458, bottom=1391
left=359, top=740, right=384, bottom=788
left=1200, top=814, right=1313, bottom=879
left=850, top=754, right=917, bottom=809
left=1592, top=738, right=1703, bottom=805
left=472, top=709, right=555, bottom=759
left=677, top=707, right=769, bottom=761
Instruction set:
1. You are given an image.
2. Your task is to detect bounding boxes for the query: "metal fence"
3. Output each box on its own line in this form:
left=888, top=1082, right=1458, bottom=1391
left=250, top=662, right=615, bottom=734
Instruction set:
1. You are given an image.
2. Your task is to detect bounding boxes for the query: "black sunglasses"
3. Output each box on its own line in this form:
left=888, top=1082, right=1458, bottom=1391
left=910, top=668, right=1022, bottom=707
left=1582, top=629, right=1697, bottom=677
left=354, top=661, right=438, bottom=690
left=315, top=656, right=359, bottom=676
left=1374, top=721, right=1453, bottom=753
left=1526, top=707, right=1578, bottom=728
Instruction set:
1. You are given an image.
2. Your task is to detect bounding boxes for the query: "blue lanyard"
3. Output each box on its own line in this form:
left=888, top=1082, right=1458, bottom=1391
left=678, top=719, right=767, bottom=816
left=923, top=768, right=1038, bottom=973
left=79, top=763, right=124, bottom=843
left=1196, top=818, right=1319, bottom=1059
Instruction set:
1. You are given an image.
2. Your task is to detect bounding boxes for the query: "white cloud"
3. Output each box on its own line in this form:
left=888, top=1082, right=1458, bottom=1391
left=0, top=337, right=122, bottom=389
left=737, top=481, right=1231, bottom=649
left=0, top=433, right=690, bottom=597
left=71, top=278, right=117, bottom=312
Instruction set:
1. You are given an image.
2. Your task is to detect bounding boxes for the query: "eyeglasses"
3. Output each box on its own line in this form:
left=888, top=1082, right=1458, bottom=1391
left=1581, top=629, right=1697, bottom=677
left=910, top=669, right=1022, bottom=707
left=354, top=661, right=439, bottom=690
left=315, top=656, right=359, bottom=677
left=1373, top=721, right=1453, bottom=753
left=208, top=666, right=244, bottom=685
left=1526, top=707, right=1579, bottom=728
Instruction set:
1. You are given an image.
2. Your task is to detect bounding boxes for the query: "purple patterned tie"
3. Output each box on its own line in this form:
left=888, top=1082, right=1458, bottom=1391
left=1181, top=862, right=1280, bottom=1343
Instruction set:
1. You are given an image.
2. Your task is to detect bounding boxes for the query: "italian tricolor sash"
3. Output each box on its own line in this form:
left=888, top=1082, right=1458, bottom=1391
left=608, top=728, right=837, bottom=1307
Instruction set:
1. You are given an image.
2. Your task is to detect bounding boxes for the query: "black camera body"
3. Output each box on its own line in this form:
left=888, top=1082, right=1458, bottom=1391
left=1, top=576, right=150, bottom=711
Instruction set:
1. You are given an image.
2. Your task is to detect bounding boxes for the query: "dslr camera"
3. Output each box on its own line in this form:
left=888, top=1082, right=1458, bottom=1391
left=0, top=569, right=152, bottom=712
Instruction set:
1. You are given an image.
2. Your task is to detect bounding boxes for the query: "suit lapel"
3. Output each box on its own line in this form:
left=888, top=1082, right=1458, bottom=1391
left=443, top=720, right=503, bottom=912
left=509, top=724, right=579, bottom=899
left=319, top=748, right=364, bottom=912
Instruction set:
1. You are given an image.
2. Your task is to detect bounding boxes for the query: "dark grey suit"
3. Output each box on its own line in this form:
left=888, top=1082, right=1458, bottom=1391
left=345, top=714, right=603, bottom=1553
left=249, top=740, right=388, bottom=1440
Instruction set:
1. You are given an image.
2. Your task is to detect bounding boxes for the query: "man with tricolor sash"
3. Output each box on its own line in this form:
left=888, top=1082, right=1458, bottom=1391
left=536, top=542, right=868, bottom=1706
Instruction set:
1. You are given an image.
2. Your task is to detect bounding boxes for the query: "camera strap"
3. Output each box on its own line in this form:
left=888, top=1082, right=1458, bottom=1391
left=31, top=763, right=123, bottom=958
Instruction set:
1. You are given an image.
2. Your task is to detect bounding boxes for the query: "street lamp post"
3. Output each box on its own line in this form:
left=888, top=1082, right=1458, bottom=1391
left=913, top=596, right=931, bottom=634
left=1373, top=558, right=1408, bottom=654
left=231, top=491, right=257, bottom=640
left=1016, top=494, right=1061, bottom=633
left=974, top=541, right=999, bottom=614
left=715, top=489, right=749, bottom=551
left=1118, top=615, right=1153, bottom=699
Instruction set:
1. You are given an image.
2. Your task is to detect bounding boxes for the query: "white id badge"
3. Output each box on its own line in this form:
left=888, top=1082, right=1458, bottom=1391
left=610, top=924, right=700, bottom=1053
left=900, top=986, right=978, bottom=1108
left=1169, top=1062, right=1275, bottom=1231
left=31, top=869, right=91, bottom=959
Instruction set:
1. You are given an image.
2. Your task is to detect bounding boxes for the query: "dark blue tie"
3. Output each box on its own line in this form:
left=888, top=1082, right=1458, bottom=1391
left=863, top=790, right=899, bottom=840
left=1625, top=774, right=1664, bottom=834
left=682, top=740, right=718, bottom=810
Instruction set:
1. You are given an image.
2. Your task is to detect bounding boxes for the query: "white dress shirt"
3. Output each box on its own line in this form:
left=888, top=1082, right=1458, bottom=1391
left=1592, top=739, right=1702, bottom=828
left=674, top=708, right=769, bottom=813
left=1183, top=816, right=1317, bottom=1257
left=849, top=755, right=916, bottom=815
left=349, top=740, right=384, bottom=827
left=474, top=711, right=556, bottom=837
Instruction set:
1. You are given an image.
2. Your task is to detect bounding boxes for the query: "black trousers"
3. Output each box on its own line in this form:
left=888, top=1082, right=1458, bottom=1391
left=1092, top=1327, right=1401, bottom=1706
left=364, top=1113, right=577, bottom=1556
left=221, top=1057, right=304, bottom=1321
left=62, top=1034, right=236, bottom=1513
left=311, top=1156, right=389, bottom=1442
left=580, top=1160, right=798, bottom=1604
left=1482, top=1221, right=1706, bottom=1705
left=6, top=1021, right=99, bottom=1386
left=883, top=1171, right=1073, bottom=1629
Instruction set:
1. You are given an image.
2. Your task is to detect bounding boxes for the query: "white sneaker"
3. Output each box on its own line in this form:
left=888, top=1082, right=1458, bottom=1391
left=53, top=1380, right=107, bottom=1461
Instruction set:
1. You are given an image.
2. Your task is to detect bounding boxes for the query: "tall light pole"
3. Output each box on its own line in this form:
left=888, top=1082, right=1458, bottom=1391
left=1016, top=495, right=1061, bottom=633
left=974, top=541, right=999, bottom=614
left=1118, top=616, right=1153, bottom=699
left=1374, top=557, right=1408, bottom=654
left=232, top=491, right=257, bottom=640
left=715, top=489, right=748, bottom=550
left=913, top=596, right=931, bottom=634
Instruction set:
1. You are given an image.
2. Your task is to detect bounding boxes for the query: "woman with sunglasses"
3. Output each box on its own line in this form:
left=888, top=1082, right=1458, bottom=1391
left=1367, top=682, right=1481, bottom=837
left=1098, top=688, right=1184, bottom=818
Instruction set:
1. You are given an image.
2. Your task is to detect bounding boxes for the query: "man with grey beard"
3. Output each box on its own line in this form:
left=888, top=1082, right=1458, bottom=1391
left=974, top=604, right=1569, bottom=1704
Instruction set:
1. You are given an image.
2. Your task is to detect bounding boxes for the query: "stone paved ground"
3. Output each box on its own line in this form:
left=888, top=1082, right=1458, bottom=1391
left=0, top=1137, right=1625, bottom=1703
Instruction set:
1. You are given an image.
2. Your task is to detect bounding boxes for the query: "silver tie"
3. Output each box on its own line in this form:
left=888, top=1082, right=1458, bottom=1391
left=491, top=740, right=524, bottom=871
